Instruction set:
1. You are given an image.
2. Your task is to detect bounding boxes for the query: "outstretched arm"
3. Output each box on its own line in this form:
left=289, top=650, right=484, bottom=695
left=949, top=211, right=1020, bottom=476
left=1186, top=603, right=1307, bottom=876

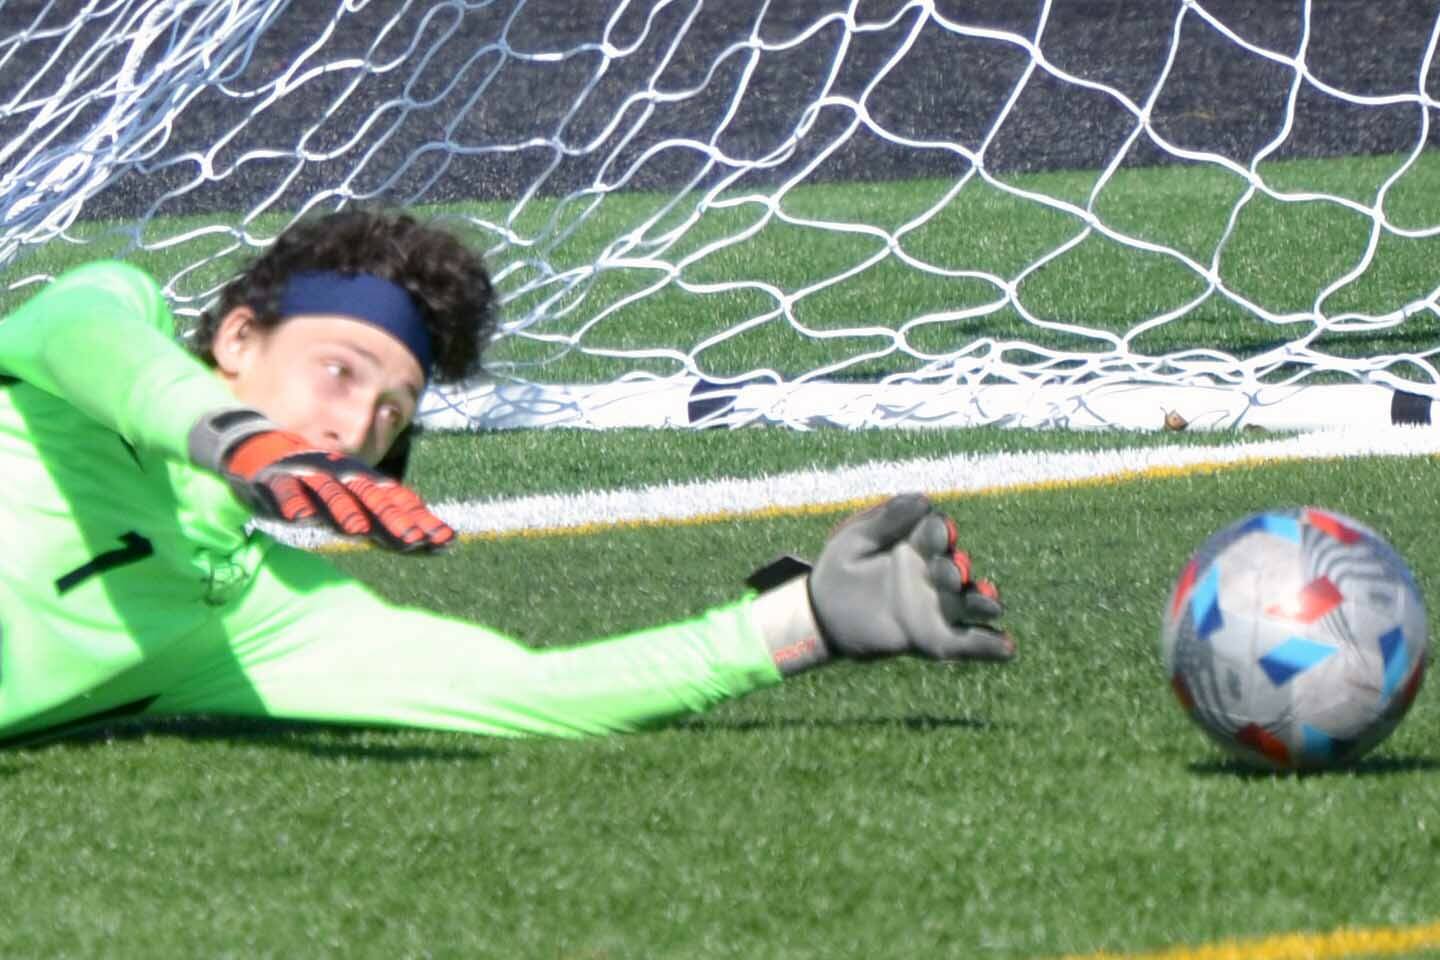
left=149, top=495, right=1009, bottom=738
left=153, top=538, right=784, bottom=737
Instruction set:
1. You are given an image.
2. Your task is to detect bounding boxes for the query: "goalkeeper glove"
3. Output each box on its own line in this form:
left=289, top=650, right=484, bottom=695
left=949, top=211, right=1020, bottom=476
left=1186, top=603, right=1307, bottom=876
left=189, top=407, right=456, bottom=552
left=748, top=493, right=1013, bottom=675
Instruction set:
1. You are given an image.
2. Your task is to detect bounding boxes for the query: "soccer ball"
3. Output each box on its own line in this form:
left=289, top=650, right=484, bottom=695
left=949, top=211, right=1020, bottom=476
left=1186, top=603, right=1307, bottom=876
left=1160, top=507, right=1428, bottom=771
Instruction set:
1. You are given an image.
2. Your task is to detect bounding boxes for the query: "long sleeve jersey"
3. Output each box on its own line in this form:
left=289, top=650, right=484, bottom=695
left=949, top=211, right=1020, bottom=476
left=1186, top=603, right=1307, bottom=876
left=0, top=261, right=781, bottom=743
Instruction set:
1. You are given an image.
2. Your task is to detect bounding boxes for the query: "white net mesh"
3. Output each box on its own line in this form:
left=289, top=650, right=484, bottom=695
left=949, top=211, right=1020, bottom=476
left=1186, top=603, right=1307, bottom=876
left=3, top=0, right=1439, bottom=430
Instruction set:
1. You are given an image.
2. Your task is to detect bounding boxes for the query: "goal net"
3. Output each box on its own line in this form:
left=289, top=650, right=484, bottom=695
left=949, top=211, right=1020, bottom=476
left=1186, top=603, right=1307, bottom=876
left=2, top=0, right=1439, bottom=431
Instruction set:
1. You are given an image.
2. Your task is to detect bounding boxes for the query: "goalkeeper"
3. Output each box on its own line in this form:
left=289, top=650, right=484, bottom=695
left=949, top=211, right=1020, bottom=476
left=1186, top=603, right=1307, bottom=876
left=0, top=209, right=1014, bottom=746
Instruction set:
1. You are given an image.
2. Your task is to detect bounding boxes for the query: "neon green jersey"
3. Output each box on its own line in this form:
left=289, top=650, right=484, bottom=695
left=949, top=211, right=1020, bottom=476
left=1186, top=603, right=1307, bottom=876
left=0, top=261, right=781, bottom=743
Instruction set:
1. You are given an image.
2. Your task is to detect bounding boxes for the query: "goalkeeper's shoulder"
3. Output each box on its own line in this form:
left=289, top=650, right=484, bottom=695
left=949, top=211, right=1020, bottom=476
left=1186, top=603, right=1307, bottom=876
left=23, top=259, right=176, bottom=335
left=0, top=259, right=179, bottom=362
left=0, top=257, right=236, bottom=468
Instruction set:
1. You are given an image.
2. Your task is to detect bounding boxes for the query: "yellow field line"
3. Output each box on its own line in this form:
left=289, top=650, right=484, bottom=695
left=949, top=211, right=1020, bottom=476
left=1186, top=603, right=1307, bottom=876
left=298, top=435, right=1440, bottom=553
left=435, top=450, right=1310, bottom=545
left=1055, top=920, right=1440, bottom=960
left=309, top=448, right=1348, bottom=553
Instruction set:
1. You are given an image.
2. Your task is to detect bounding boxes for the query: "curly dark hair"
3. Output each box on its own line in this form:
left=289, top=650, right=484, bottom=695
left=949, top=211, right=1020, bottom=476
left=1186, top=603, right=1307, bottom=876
left=191, top=208, right=496, bottom=384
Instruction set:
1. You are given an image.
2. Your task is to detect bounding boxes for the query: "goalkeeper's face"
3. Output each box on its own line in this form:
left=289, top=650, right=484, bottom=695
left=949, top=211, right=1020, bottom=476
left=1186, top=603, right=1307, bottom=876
left=211, top=308, right=425, bottom=466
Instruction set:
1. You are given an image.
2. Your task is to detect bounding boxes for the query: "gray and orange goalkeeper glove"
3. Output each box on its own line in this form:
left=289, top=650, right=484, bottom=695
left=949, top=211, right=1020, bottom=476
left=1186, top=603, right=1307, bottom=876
left=188, top=408, right=455, bottom=552
left=748, top=493, right=1013, bottom=675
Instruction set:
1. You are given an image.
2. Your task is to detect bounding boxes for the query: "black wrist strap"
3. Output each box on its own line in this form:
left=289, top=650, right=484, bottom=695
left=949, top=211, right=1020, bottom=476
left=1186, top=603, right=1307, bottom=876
left=744, top=554, right=813, bottom=593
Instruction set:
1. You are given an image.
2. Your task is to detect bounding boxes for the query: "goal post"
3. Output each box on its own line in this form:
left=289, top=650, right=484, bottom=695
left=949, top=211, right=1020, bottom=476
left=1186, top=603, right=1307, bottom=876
left=3, top=0, right=1439, bottom=432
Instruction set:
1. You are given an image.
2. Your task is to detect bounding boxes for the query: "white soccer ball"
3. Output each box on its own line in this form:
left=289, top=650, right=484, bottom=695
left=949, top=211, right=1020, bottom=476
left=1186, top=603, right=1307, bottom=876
left=1160, top=507, right=1428, bottom=771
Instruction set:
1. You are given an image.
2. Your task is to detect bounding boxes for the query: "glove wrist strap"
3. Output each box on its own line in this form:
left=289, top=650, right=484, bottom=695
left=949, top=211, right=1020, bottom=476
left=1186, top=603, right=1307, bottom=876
left=749, top=575, right=832, bottom=677
left=188, top=406, right=277, bottom=471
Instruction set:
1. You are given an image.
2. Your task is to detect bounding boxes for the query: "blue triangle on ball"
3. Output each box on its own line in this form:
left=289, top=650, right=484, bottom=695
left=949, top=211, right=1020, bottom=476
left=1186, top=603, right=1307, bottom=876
left=1259, top=636, right=1337, bottom=686
left=1379, top=626, right=1408, bottom=699
left=1192, top=566, right=1223, bottom=641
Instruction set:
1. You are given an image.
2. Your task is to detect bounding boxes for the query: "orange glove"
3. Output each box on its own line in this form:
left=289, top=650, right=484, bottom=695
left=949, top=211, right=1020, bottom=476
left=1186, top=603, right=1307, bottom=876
left=190, top=408, right=454, bottom=552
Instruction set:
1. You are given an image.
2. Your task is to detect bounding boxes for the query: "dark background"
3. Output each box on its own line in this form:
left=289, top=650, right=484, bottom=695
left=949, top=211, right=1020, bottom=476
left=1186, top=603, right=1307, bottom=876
left=0, top=0, right=1436, bottom=228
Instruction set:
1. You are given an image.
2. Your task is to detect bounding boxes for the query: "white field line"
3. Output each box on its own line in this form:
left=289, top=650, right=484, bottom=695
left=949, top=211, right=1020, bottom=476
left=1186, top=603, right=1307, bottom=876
left=263, top=427, right=1440, bottom=550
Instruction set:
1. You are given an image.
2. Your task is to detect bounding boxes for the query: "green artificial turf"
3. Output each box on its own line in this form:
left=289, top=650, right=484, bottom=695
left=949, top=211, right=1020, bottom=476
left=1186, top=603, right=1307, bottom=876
left=2, top=429, right=1437, bottom=959
left=3, top=140, right=1438, bottom=960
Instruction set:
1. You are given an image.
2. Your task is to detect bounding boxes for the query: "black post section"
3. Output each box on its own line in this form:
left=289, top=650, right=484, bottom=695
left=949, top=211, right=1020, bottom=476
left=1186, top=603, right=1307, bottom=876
left=1390, top=390, right=1432, bottom=426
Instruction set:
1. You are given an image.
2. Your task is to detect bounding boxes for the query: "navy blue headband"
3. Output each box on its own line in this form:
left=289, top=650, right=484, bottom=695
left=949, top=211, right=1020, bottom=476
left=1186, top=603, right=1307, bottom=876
left=278, top=271, right=434, bottom=378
